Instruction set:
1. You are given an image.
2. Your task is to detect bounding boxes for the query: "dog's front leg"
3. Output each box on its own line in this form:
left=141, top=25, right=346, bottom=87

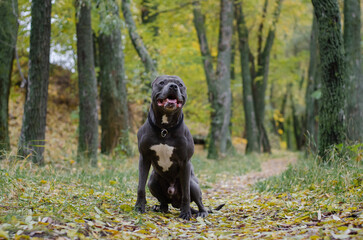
left=179, top=160, right=192, bottom=220
left=135, top=155, right=151, bottom=213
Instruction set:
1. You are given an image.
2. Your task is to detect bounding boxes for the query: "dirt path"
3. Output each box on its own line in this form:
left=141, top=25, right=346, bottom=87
left=205, top=154, right=297, bottom=196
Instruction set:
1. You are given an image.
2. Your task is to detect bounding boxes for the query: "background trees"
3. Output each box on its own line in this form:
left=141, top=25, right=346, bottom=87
left=193, top=0, right=234, bottom=159
left=75, top=0, right=98, bottom=165
left=311, top=0, right=346, bottom=159
left=1, top=0, right=362, bottom=163
left=98, top=0, right=130, bottom=155
left=18, top=0, right=51, bottom=164
left=0, top=0, right=18, bottom=153
left=344, top=0, right=362, bottom=143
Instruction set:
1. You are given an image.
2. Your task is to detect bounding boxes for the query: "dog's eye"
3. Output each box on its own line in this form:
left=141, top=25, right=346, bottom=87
left=159, top=81, right=165, bottom=86
left=178, top=83, right=183, bottom=87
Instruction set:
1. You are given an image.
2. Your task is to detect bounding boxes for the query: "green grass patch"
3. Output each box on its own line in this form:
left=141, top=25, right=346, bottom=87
left=255, top=145, right=363, bottom=203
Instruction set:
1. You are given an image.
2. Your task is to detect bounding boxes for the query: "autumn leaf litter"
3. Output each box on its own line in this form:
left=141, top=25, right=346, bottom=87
left=0, top=152, right=362, bottom=239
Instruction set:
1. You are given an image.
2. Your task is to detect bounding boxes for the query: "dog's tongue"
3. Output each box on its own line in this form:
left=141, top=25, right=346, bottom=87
left=158, top=98, right=182, bottom=108
left=167, top=98, right=177, bottom=104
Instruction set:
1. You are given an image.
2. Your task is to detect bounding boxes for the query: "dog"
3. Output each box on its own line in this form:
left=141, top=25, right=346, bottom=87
left=134, top=75, right=208, bottom=220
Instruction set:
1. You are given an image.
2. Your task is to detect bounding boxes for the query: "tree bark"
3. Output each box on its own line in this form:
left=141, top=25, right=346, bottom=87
left=99, top=0, right=130, bottom=155
left=193, top=0, right=234, bottom=159
left=122, top=0, right=158, bottom=83
left=305, top=15, right=320, bottom=151
left=235, top=2, right=260, bottom=154
left=312, top=0, right=346, bottom=159
left=0, top=0, right=18, bottom=153
left=18, top=0, right=51, bottom=164
left=344, top=0, right=362, bottom=142
left=252, top=0, right=282, bottom=153
left=75, top=0, right=98, bottom=165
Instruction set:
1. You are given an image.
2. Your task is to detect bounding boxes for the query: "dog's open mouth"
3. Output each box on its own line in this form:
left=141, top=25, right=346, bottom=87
left=157, top=97, right=183, bottom=108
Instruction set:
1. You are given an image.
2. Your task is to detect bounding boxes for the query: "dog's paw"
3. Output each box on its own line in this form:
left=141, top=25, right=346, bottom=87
left=196, top=211, right=208, bottom=218
left=179, top=210, right=192, bottom=220
left=134, top=202, right=146, bottom=213
left=152, top=204, right=169, bottom=213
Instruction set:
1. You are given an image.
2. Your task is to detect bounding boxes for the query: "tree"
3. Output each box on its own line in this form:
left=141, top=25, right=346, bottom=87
left=98, top=0, right=130, bottom=155
left=75, top=0, right=98, bottom=165
left=18, top=0, right=51, bottom=164
left=305, top=15, right=320, bottom=151
left=141, top=0, right=158, bottom=36
left=235, top=1, right=260, bottom=154
left=252, top=0, right=282, bottom=153
left=122, top=0, right=158, bottom=87
left=0, top=0, right=18, bottom=153
left=344, top=0, right=362, bottom=142
left=312, top=0, right=346, bottom=159
left=193, top=0, right=234, bottom=159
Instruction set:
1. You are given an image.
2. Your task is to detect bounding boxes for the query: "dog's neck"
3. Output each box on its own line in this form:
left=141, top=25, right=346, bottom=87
left=150, top=106, right=183, bottom=130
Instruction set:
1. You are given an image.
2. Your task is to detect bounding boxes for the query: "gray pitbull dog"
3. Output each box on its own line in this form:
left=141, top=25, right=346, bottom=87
left=135, top=75, right=208, bottom=220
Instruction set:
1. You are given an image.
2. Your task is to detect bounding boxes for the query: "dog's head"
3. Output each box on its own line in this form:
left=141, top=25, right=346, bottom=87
left=151, top=75, right=187, bottom=113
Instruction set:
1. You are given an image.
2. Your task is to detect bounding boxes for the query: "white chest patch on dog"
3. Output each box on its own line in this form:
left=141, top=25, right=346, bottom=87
left=162, top=115, right=168, bottom=124
left=150, top=144, right=174, bottom=172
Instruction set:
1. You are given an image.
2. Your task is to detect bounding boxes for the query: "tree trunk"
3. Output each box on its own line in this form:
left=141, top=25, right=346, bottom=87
left=305, top=15, right=320, bottom=151
left=312, top=0, right=346, bottom=159
left=193, top=0, right=234, bottom=159
left=0, top=0, right=18, bottom=153
left=290, top=94, right=303, bottom=150
left=18, top=0, right=51, bottom=164
left=252, top=0, right=282, bottom=153
left=344, top=0, right=362, bottom=142
left=75, top=0, right=98, bottom=165
left=235, top=2, right=260, bottom=154
left=122, top=0, right=158, bottom=83
left=99, top=0, right=130, bottom=155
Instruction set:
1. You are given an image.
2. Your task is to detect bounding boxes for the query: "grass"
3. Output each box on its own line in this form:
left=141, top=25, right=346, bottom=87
left=255, top=145, right=363, bottom=203
left=0, top=147, right=362, bottom=239
left=0, top=149, right=262, bottom=223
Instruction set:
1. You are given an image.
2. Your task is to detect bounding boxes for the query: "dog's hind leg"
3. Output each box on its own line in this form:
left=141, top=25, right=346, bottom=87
left=148, top=171, right=169, bottom=213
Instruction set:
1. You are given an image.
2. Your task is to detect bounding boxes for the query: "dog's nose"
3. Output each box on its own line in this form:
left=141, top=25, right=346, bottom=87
left=169, top=83, right=178, bottom=91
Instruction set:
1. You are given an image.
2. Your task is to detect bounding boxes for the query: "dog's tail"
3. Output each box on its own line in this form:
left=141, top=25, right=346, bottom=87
left=209, top=203, right=225, bottom=213
left=191, top=203, right=225, bottom=214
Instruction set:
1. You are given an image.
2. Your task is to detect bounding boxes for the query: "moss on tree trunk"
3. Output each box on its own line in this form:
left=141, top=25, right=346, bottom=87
left=312, top=0, right=346, bottom=159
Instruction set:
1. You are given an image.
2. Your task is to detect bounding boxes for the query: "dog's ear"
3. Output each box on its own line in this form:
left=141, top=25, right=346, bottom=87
left=151, top=76, right=159, bottom=88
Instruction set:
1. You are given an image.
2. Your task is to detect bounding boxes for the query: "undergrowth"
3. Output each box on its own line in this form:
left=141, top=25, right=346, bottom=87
left=255, top=144, right=363, bottom=203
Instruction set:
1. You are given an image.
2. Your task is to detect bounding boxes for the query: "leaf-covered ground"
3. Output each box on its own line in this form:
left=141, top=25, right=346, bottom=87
left=1, top=151, right=362, bottom=240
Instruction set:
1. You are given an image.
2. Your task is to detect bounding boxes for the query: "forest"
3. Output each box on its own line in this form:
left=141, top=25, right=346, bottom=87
left=0, top=0, right=362, bottom=239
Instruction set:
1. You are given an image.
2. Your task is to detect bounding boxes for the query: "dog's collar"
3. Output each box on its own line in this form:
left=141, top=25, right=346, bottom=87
left=148, top=112, right=184, bottom=138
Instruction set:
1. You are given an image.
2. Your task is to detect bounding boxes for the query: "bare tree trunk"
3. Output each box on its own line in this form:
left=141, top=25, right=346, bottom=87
left=344, top=0, right=362, bottom=142
left=75, top=0, right=98, bottom=165
left=98, top=0, right=130, bottom=155
left=0, top=0, right=18, bottom=153
left=235, top=1, right=260, bottom=153
left=122, top=0, right=158, bottom=83
left=18, top=0, right=51, bottom=164
left=312, top=0, right=346, bottom=160
left=253, top=0, right=282, bottom=154
left=193, top=0, right=234, bottom=159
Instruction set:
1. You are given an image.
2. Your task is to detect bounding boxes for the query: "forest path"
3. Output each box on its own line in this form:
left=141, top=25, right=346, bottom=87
left=203, top=153, right=297, bottom=199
